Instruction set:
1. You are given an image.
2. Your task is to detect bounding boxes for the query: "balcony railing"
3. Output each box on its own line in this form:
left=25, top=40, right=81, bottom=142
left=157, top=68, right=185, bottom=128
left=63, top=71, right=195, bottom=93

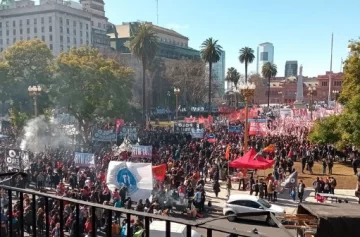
left=0, top=184, right=292, bottom=237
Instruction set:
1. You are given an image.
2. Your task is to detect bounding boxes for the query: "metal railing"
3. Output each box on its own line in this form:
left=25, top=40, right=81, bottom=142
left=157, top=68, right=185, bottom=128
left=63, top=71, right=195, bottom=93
left=0, top=184, right=286, bottom=237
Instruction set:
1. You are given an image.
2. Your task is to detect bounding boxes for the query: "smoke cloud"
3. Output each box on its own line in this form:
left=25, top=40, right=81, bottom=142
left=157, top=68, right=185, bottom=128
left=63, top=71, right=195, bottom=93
left=20, top=115, right=73, bottom=153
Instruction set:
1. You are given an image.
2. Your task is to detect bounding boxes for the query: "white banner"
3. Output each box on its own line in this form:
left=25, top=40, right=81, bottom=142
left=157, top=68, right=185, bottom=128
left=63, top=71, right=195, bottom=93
left=74, top=152, right=95, bottom=167
left=191, top=128, right=204, bottom=139
left=92, top=129, right=117, bottom=142
left=106, top=161, right=153, bottom=201
left=131, top=145, right=152, bottom=158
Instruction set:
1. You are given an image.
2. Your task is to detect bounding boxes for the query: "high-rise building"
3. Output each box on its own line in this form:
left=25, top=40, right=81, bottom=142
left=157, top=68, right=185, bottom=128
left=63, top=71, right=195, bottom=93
left=284, top=60, right=298, bottom=77
left=0, top=0, right=110, bottom=54
left=256, top=42, right=274, bottom=75
left=212, top=50, right=225, bottom=95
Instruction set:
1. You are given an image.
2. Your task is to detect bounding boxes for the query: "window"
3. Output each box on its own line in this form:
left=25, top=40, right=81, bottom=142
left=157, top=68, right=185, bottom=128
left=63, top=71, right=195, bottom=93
left=49, top=26, right=52, bottom=32
left=73, top=29, right=76, bottom=35
left=98, top=22, right=101, bottom=28
left=19, top=20, right=22, bottom=26
left=49, top=35, right=53, bottom=41
left=80, top=22, right=83, bottom=29
left=49, top=17, right=52, bottom=23
left=27, top=19, right=30, bottom=25
left=60, top=17, right=63, bottom=24
left=34, top=28, right=37, bottom=33
left=34, top=18, right=37, bottom=24
left=60, top=45, right=64, bottom=51
left=6, top=21, right=9, bottom=27
left=60, top=35, right=63, bottom=43
left=86, top=24, right=89, bottom=30
left=41, top=27, right=44, bottom=33
left=0, top=39, right=2, bottom=44
left=334, top=81, right=342, bottom=86
left=6, top=30, right=9, bottom=36
left=80, top=31, right=83, bottom=37
left=67, top=45, right=70, bottom=51
left=60, top=27, right=63, bottom=33
left=13, top=29, right=16, bottom=35
left=41, top=17, right=44, bottom=24
left=260, top=52, right=269, bottom=61
left=6, top=39, right=9, bottom=44
left=12, top=21, right=15, bottom=27
left=80, top=39, right=83, bottom=44
left=66, top=19, right=69, bottom=25
left=66, top=28, right=70, bottom=34
left=42, top=35, right=45, bottom=41
left=67, top=37, right=70, bottom=43
left=73, top=21, right=76, bottom=27
left=321, top=81, right=328, bottom=87
left=74, top=38, right=76, bottom=44
left=27, top=28, right=30, bottom=34
left=49, top=44, right=53, bottom=50
left=86, top=32, right=89, bottom=38
left=257, top=198, right=271, bottom=208
left=0, top=22, right=2, bottom=28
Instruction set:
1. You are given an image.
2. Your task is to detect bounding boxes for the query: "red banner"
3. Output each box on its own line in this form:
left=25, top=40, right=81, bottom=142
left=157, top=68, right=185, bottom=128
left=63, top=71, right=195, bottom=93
left=249, top=121, right=267, bottom=136
left=292, top=109, right=308, bottom=117
left=152, top=164, right=167, bottom=181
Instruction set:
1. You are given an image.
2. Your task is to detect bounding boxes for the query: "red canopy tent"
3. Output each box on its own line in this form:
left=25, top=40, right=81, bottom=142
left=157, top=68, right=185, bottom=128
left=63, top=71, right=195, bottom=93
left=229, top=148, right=275, bottom=169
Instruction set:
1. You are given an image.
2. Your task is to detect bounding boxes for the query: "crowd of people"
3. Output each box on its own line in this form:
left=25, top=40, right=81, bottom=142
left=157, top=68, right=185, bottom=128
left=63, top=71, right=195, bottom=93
left=0, top=115, right=358, bottom=236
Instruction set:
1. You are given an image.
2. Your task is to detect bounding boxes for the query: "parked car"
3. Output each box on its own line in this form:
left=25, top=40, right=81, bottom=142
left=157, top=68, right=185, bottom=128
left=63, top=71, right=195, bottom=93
left=223, top=194, right=285, bottom=225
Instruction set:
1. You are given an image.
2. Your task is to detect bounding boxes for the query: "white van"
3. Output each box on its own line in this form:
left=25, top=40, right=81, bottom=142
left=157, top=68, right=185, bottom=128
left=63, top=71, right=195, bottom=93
left=150, top=221, right=203, bottom=237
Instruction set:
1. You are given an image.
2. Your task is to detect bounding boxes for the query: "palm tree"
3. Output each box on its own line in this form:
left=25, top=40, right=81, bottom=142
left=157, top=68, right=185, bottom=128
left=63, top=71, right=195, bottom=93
left=200, top=38, right=222, bottom=114
left=225, top=67, right=240, bottom=108
left=262, top=62, right=278, bottom=108
left=239, top=47, right=255, bottom=83
left=129, top=23, right=158, bottom=118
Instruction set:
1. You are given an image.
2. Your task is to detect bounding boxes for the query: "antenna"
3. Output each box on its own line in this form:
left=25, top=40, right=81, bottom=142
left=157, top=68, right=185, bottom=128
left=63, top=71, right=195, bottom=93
left=156, top=0, right=159, bottom=25
left=328, top=33, right=333, bottom=104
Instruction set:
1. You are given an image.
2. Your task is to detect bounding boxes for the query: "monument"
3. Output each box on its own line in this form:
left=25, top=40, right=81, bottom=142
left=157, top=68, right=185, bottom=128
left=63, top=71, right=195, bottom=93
left=293, top=64, right=306, bottom=109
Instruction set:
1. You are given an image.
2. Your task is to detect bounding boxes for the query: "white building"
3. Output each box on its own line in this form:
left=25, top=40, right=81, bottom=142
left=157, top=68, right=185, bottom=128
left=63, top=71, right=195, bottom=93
left=212, top=50, right=225, bottom=95
left=0, top=0, right=109, bottom=55
left=256, top=42, right=274, bottom=75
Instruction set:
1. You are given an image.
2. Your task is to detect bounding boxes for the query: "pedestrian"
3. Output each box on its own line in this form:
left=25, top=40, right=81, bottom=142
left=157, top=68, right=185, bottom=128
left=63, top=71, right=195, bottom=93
left=213, top=180, right=220, bottom=198
left=328, top=158, right=334, bottom=175
left=290, top=187, right=297, bottom=201
left=254, top=180, right=259, bottom=196
left=226, top=176, right=232, bottom=198
left=322, top=158, right=327, bottom=175
left=329, top=176, right=337, bottom=194
left=267, top=180, right=274, bottom=202
left=298, top=180, right=305, bottom=203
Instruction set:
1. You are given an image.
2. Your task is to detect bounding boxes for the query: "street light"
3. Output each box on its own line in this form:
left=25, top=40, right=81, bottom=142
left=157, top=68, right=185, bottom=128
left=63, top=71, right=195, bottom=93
left=332, top=90, right=340, bottom=113
left=308, top=86, right=316, bottom=120
left=239, top=82, right=256, bottom=153
left=174, top=87, right=180, bottom=121
left=28, top=85, right=42, bottom=117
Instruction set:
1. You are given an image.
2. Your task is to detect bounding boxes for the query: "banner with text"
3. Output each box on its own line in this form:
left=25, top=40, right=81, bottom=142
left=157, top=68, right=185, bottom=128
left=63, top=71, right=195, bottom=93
left=248, top=119, right=267, bottom=136
left=191, top=128, right=204, bottom=139
left=74, top=152, right=95, bottom=167
left=228, top=125, right=242, bottom=133
left=6, top=149, right=29, bottom=169
left=92, top=128, right=117, bottom=142
left=118, top=126, right=138, bottom=141
left=131, top=145, right=153, bottom=158
left=292, top=109, right=308, bottom=117
left=174, top=122, right=196, bottom=133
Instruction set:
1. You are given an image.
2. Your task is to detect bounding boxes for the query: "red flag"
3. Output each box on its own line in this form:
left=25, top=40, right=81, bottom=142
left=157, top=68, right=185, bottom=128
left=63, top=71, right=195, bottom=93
left=152, top=164, right=167, bottom=181
left=116, top=119, right=124, bottom=133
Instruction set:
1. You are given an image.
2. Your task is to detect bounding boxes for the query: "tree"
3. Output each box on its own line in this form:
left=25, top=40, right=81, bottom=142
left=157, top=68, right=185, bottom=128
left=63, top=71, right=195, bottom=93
left=225, top=67, right=240, bottom=108
left=129, top=24, right=158, bottom=118
left=52, top=46, right=135, bottom=143
left=262, top=62, right=277, bottom=108
left=1, top=39, right=53, bottom=115
left=248, top=73, right=266, bottom=104
left=239, top=47, right=255, bottom=83
left=164, top=59, right=207, bottom=111
left=309, top=115, right=342, bottom=146
left=200, top=38, right=222, bottom=114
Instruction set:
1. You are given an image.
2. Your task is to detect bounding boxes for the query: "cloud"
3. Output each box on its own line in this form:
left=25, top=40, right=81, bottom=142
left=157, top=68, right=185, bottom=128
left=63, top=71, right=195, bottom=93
left=165, top=23, right=189, bottom=31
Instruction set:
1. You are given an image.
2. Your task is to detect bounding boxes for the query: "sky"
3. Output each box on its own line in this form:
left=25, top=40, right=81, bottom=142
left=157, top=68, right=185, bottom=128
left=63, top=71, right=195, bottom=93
left=106, top=0, right=357, bottom=77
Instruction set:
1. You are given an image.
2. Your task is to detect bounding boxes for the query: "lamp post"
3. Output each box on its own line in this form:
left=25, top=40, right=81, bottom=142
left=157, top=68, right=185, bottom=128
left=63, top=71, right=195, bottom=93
left=332, top=90, right=339, bottom=113
left=28, top=85, right=42, bottom=117
left=308, top=86, right=316, bottom=120
left=174, top=88, right=180, bottom=121
left=239, top=82, right=256, bottom=153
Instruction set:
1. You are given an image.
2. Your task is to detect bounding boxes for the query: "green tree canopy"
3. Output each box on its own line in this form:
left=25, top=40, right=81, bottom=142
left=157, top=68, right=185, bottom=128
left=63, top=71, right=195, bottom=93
left=262, top=62, right=277, bottom=108
left=53, top=46, right=134, bottom=142
left=239, top=47, right=255, bottom=83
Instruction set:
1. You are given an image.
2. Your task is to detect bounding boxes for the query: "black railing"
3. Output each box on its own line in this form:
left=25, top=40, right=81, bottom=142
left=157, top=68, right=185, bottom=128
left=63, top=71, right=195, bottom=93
left=0, top=185, right=289, bottom=237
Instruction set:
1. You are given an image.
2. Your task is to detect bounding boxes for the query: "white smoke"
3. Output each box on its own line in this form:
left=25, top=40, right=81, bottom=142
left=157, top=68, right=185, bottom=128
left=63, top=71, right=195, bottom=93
left=20, top=115, right=73, bottom=153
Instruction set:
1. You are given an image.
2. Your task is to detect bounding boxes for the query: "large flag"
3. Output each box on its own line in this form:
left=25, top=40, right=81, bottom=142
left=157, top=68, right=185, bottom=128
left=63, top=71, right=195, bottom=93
left=152, top=164, right=167, bottom=181
left=225, top=145, right=231, bottom=160
left=263, top=144, right=275, bottom=153
left=281, top=171, right=298, bottom=189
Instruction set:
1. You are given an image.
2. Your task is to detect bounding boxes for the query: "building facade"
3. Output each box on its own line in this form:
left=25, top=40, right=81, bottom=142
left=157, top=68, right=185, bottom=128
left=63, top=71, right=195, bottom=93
left=284, top=60, right=298, bottom=77
left=108, top=22, right=200, bottom=60
left=0, top=0, right=110, bottom=55
left=212, top=50, right=225, bottom=95
left=253, top=71, right=344, bottom=105
left=256, top=42, right=274, bottom=74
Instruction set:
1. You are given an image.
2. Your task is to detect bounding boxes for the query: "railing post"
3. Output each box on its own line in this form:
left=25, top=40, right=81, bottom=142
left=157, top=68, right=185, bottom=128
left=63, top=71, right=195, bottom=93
left=126, top=213, right=131, bottom=237
left=186, top=225, right=191, bottom=237
left=145, top=217, right=150, bottom=237
left=32, top=194, right=37, bottom=237
left=166, top=220, right=171, bottom=237
left=76, top=204, right=80, bottom=237
left=207, top=228, right=213, bottom=237
left=19, top=192, right=24, bottom=237
left=59, top=200, right=64, bottom=237
left=91, top=206, right=96, bottom=237
left=8, top=189, right=12, bottom=237
left=45, top=197, right=50, bottom=236
left=107, top=207, right=112, bottom=237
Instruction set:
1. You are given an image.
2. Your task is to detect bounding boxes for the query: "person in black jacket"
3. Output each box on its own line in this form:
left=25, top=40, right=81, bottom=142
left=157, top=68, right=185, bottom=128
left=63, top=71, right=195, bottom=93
left=213, top=180, right=220, bottom=197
